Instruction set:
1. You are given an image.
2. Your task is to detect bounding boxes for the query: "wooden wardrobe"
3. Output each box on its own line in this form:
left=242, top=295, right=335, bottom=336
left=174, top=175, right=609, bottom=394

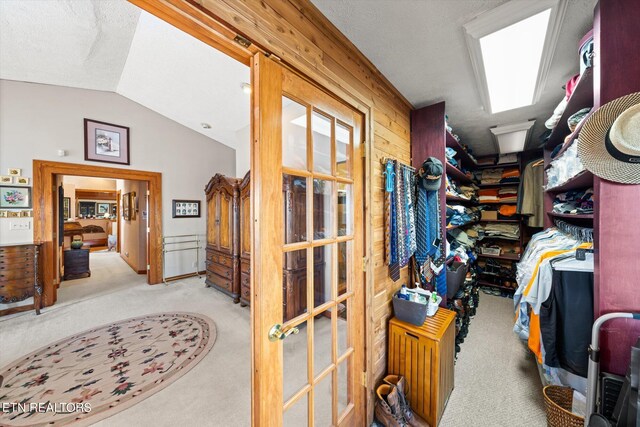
left=206, top=172, right=325, bottom=322
left=204, top=174, right=241, bottom=302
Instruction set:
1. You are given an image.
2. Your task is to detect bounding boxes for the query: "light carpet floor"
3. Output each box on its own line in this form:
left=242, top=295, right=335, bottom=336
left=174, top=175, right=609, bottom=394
left=438, top=294, right=546, bottom=427
left=2, top=253, right=546, bottom=426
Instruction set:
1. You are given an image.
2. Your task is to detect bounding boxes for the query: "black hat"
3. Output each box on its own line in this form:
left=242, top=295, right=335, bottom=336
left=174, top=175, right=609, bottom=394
left=417, top=157, right=443, bottom=191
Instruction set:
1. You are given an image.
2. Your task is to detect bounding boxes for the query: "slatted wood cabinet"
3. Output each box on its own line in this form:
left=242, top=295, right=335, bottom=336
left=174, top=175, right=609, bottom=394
left=0, top=242, right=43, bottom=316
left=388, top=309, right=456, bottom=427
left=205, top=174, right=241, bottom=302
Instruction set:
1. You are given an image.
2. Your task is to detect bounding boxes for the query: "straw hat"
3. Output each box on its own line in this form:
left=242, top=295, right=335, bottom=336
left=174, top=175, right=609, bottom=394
left=578, top=92, right=640, bottom=184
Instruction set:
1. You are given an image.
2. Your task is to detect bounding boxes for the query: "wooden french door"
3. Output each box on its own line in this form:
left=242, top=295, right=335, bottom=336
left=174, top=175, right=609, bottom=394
left=251, top=53, right=365, bottom=426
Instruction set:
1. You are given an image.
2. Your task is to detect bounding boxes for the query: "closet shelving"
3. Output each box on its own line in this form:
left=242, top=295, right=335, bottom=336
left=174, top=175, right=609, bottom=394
left=445, top=195, right=476, bottom=204
left=445, top=162, right=472, bottom=183
left=542, top=63, right=594, bottom=228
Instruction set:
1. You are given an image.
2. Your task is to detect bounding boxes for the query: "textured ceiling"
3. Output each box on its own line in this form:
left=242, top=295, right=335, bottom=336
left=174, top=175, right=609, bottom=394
left=0, top=0, right=250, bottom=150
left=311, top=0, right=596, bottom=156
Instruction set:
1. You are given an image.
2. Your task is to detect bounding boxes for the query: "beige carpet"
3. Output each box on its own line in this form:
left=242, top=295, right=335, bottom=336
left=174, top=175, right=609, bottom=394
left=438, top=294, right=547, bottom=427
left=1, top=253, right=546, bottom=426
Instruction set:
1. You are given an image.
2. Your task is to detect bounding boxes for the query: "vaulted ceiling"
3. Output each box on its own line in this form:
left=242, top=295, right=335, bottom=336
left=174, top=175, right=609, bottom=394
left=0, top=0, right=251, bottom=150
left=311, top=0, right=596, bottom=156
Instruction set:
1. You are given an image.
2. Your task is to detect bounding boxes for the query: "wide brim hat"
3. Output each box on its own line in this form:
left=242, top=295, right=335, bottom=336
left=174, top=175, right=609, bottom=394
left=578, top=92, right=640, bottom=184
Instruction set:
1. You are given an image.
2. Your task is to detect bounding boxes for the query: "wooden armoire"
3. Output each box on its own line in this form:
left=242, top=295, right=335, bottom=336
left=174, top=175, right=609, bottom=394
left=204, top=174, right=240, bottom=302
left=208, top=172, right=325, bottom=322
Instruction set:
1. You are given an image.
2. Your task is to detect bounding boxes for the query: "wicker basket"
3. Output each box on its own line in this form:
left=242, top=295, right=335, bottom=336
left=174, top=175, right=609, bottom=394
left=543, top=385, right=584, bottom=427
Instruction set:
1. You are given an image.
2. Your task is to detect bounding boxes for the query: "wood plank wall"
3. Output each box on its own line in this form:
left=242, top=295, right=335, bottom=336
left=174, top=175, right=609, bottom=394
left=139, top=0, right=414, bottom=416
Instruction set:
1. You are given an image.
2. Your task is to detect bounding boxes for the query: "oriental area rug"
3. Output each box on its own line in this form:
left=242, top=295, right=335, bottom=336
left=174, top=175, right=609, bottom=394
left=0, top=312, right=216, bottom=426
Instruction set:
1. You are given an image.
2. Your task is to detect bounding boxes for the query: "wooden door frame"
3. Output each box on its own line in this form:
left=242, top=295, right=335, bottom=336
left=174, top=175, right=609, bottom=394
left=33, top=160, right=163, bottom=307
left=128, top=0, right=376, bottom=423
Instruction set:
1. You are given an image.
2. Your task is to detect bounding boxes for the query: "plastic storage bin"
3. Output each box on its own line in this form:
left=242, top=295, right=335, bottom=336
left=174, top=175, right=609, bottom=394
left=446, top=261, right=467, bottom=299
left=392, top=293, right=428, bottom=326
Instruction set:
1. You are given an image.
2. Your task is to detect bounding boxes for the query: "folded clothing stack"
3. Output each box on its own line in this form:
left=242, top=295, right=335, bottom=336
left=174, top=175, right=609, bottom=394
left=500, top=167, right=520, bottom=185
left=498, top=205, right=518, bottom=219
left=458, top=184, right=478, bottom=201
left=553, top=187, right=594, bottom=214
left=445, top=147, right=459, bottom=168
left=498, top=186, right=518, bottom=203
left=479, top=188, right=499, bottom=203
left=478, top=223, right=520, bottom=240
left=480, top=168, right=502, bottom=185
left=446, top=204, right=480, bottom=228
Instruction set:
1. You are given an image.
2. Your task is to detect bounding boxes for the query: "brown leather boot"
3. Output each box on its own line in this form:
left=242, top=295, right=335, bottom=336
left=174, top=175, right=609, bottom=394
left=383, top=375, right=430, bottom=427
left=374, top=384, right=407, bottom=427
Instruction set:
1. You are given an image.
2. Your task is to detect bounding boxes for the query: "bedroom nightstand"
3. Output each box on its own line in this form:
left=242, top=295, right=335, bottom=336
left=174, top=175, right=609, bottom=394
left=63, top=248, right=91, bottom=280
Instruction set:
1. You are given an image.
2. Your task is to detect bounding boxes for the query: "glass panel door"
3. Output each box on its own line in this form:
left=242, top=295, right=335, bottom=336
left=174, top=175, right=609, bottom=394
left=251, top=53, right=364, bottom=426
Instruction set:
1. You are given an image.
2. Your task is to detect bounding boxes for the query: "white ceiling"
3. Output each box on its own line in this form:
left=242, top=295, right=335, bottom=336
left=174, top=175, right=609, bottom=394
left=0, top=0, right=251, bottom=150
left=310, top=0, right=597, bottom=155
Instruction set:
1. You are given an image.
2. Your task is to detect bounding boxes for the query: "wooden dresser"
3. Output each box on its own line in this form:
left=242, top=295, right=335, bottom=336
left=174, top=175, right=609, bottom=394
left=0, top=242, right=43, bottom=316
left=238, top=172, right=251, bottom=306
left=388, top=309, right=456, bottom=427
left=204, top=174, right=241, bottom=302
left=230, top=173, right=324, bottom=322
left=63, top=248, right=91, bottom=280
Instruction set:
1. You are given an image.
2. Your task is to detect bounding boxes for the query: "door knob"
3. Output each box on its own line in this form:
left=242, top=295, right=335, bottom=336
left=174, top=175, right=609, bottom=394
left=268, top=323, right=299, bottom=342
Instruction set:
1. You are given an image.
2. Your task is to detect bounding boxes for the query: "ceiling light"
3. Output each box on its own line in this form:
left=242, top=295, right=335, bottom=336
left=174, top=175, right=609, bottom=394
left=201, top=123, right=211, bottom=129
left=490, top=120, right=535, bottom=153
left=463, top=0, right=567, bottom=114
left=241, top=83, right=251, bottom=94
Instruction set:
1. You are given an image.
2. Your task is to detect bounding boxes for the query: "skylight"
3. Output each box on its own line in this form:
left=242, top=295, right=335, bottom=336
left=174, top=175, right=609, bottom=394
left=463, top=0, right=567, bottom=116
left=479, top=9, right=551, bottom=113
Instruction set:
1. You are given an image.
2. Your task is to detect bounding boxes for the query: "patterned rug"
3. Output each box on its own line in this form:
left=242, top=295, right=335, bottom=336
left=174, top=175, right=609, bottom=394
left=0, top=312, right=216, bottom=426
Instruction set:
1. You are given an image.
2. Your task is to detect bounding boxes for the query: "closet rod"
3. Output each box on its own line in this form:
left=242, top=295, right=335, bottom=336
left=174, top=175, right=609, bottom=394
left=554, top=219, right=593, bottom=243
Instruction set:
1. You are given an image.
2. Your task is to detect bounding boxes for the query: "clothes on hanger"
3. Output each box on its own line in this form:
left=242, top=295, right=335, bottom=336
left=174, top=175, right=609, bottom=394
left=518, top=159, right=545, bottom=227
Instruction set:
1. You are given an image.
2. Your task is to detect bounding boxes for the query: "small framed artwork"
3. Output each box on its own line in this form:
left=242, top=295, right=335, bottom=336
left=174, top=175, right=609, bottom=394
left=78, top=201, right=96, bottom=217
left=0, top=210, right=8, bottom=218
left=7, top=168, right=21, bottom=176
left=0, top=176, right=13, bottom=184
left=84, top=119, right=130, bottom=165
left=15, top=177, right=30, bottom=185
left=63, top=197, right=70, bottom=220
left=172, top=200, right=201, bottom=218
left=20, top=210, right=33, bottom=217
left=123, top=192, right=136, bottom=220
left=6, top=211, right=20, bottom=218
left=0, top=186, right=32, bottom=209
left=97, top=202, right=110, bottom=215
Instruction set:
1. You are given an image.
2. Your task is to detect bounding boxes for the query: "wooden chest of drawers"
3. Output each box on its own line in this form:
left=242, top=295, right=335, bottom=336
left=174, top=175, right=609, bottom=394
left=63, top=248, right=91, bottom=280
left=0, top=243, right=43, bottom=316
left=388, top=309, right=456, bottom=427
left=205, top=248, right=239, bottom=301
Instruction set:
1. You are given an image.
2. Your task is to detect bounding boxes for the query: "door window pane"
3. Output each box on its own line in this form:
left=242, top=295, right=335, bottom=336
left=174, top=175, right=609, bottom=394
left=337, top=183, right=352, bottom=237
left=313, top=244, right=333, bottom=308
left=283, top=320, right=308, bottom=403
left=313, top=371, right=333, bottom=427
left=312, top=111, right=332, bottom=174
left=283, top=97, right=308, bottom=170
left=313, top=179, right=333, bottom=240
left=283, top=392, right=308, bottom=427
left=336, top=122, right=352, bottom=178
left=337, top=241, right=349, bottom=298
left=313, top=307, right=333, bottom=378
left=337, top=357, right=352, bottom=419
left=337, top=298, right=349, bottom=358
left=284, top=249, right=308, bottom=323
left=284, top=174, right=307, bottom=244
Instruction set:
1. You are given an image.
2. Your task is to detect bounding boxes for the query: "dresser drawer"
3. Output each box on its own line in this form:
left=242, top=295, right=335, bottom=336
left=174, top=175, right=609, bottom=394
left=0, top=245, right=35, bottom=256
left=206, top=271, right=232, bottom=292
left=0, top=249, right=35, bottom=262
left=206, top=250, right=234, bottom=268
left=207, top=262, right=233, bottom=280
left=240, top=272, right=251, bottom=302
left=240, top=259, right=250, bottom=275
left=0, top=267, right=35, bottom=281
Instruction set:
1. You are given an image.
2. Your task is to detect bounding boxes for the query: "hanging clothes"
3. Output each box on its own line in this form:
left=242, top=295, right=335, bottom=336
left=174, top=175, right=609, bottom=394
left=518, top=159, right=544, bottom=227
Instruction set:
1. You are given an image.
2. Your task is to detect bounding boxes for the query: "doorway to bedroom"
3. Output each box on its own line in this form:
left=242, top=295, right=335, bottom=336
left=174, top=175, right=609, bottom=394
left=56, top=174, right=148, bottom=304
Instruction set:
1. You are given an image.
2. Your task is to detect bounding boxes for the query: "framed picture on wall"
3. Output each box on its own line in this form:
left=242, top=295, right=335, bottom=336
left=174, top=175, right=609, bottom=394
left=97, top=202, right=110, bottom=216
left=78, top=201, right=96, bottom=217
left=63, top=197, right=70, bottom=220
left=84, top=118, right=130, bottom=165
left=0, top=186, right=32, bottom=208
left=123, top=193, right=131, bottom=220
left=123, top=192, right=137, bottom=220
left=172, top=200, right=201, bottom=218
